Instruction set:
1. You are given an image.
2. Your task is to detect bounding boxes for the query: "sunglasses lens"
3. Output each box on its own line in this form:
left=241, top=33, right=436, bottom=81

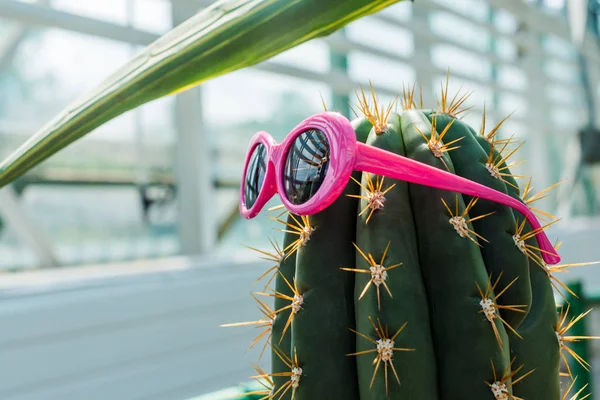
left=244, top=143, right=267, bottom=209
left=284, top=129, right=330, bottom=205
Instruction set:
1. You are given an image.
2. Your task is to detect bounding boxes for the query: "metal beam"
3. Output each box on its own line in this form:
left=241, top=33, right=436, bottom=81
left=0, top=0, right=48, bottom=73
left=0, top=0, right=157, bottom=46
left=172, top=0, right=215, bottom=255
left=0, top=24, right=26, bottom=72
left=329, top=29, right=351, bottom=117
left=410, top=0, right=435, bottom=107
left=521, top=28, right=555, bottom=212
left=173, top=86, right=216, bottom=254
left=0, top=186, right=57, bottom=268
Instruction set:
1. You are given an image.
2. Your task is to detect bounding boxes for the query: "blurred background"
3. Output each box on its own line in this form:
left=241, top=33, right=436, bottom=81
left=1, top=0, right=600, bottom=399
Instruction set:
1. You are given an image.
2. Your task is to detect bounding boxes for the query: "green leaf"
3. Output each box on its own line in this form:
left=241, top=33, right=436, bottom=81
left=0, top=0, right=405, bottom=188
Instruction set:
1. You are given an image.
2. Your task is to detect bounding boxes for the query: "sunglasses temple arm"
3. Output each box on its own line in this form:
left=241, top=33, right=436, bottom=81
left=354, top=142, right=561, bottom=265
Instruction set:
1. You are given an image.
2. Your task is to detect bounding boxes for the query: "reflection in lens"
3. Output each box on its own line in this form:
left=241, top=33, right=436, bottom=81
left=244, top=143, right=267, bottom=208
left=284, top=129, right=330, bottom=205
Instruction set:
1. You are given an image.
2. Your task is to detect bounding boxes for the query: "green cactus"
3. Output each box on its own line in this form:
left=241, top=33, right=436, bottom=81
left=227, top=79, right=599, bottom=400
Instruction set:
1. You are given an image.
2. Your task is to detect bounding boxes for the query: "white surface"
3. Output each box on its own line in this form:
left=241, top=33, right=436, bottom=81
left=0, top=255, right=271, bottom=400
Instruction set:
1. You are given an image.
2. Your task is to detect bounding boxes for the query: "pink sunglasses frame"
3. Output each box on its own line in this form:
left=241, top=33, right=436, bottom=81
left=239, top=111, right=561, bottom=265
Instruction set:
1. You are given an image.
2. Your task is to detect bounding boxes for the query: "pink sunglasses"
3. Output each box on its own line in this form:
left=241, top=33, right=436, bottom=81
left=239, top=112, right=561, bottom=265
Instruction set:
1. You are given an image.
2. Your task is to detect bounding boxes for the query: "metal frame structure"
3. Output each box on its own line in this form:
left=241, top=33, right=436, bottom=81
left=0, top=0, right=599, bottom=269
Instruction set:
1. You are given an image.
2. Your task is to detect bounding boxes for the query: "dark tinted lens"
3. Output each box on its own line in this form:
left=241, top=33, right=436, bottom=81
left=283, top=129, right=330, bottom=205
left=244, top=143, right=267, bottom=208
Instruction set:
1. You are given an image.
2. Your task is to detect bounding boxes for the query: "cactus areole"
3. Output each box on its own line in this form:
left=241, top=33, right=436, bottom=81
left=224, top=80, right=599, bottom=400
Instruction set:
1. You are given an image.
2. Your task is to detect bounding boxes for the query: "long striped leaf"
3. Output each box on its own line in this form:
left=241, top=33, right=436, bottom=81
left=0, top=0, right=405, bottom=187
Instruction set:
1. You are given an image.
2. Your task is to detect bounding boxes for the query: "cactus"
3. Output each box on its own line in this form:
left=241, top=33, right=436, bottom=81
left=224, top=77, right=599, bottom=400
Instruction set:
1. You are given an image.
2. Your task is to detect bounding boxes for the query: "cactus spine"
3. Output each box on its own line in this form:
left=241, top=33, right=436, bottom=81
left=224, top=77, right=599, bottom=400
